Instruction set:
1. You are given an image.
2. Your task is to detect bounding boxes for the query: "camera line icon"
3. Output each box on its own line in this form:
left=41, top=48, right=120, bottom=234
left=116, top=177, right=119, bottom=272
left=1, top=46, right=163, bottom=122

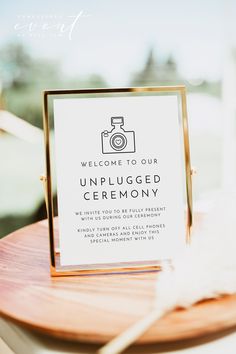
left=101, top=117, right=136, bottom=154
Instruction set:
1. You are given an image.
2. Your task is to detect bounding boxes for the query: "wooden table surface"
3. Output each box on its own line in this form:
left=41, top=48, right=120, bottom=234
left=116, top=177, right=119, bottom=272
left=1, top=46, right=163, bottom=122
left=0, top=219, right=236, bottom=345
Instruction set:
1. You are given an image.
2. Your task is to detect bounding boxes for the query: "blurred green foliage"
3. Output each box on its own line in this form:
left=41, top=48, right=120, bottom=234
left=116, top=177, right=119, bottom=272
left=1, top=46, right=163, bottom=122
left=131, top=48, right=221, bottom=96
left=0, top=42, right=108, bottom=129
left=0, top=43, right=108, bottom=237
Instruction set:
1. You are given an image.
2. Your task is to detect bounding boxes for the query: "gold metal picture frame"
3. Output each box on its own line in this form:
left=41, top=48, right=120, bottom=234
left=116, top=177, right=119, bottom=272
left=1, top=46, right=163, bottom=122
left=42, top=86, right=193, bottom=276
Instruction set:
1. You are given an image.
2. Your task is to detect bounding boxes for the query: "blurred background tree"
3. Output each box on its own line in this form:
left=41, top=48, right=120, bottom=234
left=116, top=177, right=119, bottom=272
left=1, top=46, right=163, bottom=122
left=131, top=49, right=180, bottom=86
left=130, top=48, right=221, bottom=96
left=0, top=43, right=108, bottom=130
left=0, top=43, right=62, bottom=128
left=0, top=42, right=109, bottom=238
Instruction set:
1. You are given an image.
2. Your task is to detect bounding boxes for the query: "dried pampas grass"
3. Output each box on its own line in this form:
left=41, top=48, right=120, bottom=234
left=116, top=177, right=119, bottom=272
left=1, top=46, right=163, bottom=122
left=98, top=194, right=236, bottom=354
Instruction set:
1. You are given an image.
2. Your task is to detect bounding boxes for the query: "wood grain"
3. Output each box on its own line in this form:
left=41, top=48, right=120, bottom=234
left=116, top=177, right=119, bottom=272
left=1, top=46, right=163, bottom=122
left=0, top=218, right=236, bottom=344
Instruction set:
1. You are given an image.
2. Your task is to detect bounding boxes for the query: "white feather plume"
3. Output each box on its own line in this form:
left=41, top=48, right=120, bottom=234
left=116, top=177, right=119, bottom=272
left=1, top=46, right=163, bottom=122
left=98, top=195, right=236, bottom=354
left=156, top=194, right=236, bottom=312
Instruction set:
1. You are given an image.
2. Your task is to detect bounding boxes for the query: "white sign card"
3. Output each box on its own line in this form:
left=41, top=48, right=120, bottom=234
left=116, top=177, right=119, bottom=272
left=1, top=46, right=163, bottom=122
left=52, top=92, right=189, bottom=268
